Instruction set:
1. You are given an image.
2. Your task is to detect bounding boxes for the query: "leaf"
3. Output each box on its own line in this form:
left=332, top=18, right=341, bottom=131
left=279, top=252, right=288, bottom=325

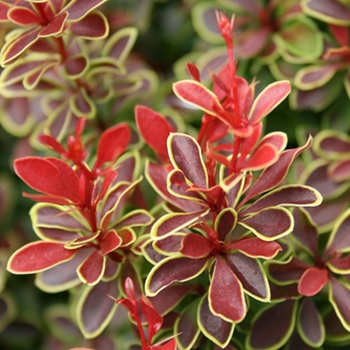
left=100, top=230, right=122, bottom=256
left=64, top=54, right=88, bottom=79
left=225, top=253, right=270, bottom=301
left=249, top=80, right=291, bottom=125
left=145, top=256, right=209, bottom=296
left=246, top=300, right=298, bottom=350
left=65, top=0, right=108, bottom=21
left=239, top=207, right=293, bottom=241
left=77, top=250, right=106, bottom=285
left=7, top=7, right=41, bottom=25
left=94, top=122, right=130, bottom=171
left=298, top=267, right=329, bottom=297
left=76, top=280, right=118, bottom=338
left=227, top=237, right=281, bottom=259
left=241, top=136, right=312, bottom=206
left=327, top=255, right=350, bottom=275
left=39, top=12, right=68, bottom=37
left=209, top=257, right=246, bottom=323
left=215, top=207, right=237, bottom=241
left=135, top=105, right=174, bottom=161
left=141, top=295, right=163, bottom=343
left=329, top=276, right=350, bottom=331
left=198, top=293, right=235, bottom=348
left=297, top=297, right=325, bottom=347
left=241, top=185, right=322, bottom=216
left=241, top=143, right=280, bottom=171
left=173, top=80, right=223, bottom=116
left=168, top=133, right=208, bottom=189
left=69, top=11, right=109, bottom=39
left=180, top=233, right=213, bottom=258
left=7, top=241, right=76, bottom=274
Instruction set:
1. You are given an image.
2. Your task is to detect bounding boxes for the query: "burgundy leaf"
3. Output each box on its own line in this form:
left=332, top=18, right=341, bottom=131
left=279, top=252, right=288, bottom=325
left=327, top=255, right=350, bottom=274
left=209, top=257, right=246, bottom=322
left=135, top=105, right=174, bottom=161
left=64, top=54, right=88, bottom=77
left=198, top=294, right=234, bottom=347
left=248, top=300, right=298, bottom=349
left=298, top=267, right=329, bottom=296
left=215, top=208, right=237, bottom=241
left=241, top=185, right=322, bottom=216
left=39, top=11, right=68, bottom=37
left=168, top=169, right=202, bottom=201
left=168, top=133, right=208, bottom=189
left=146, top=256, right=209, bottom=296
left=77, top=250, right=105, bottom=285
left=65, top=0, right=108, bottom=21
left=173, top=80, right=223, bottom=115
left=69, top=11, right=108, bottom=38
left=225, top=253, right=269, bottom=301
left=153, top=234, right=184, bottom=255
left=7, top=241, right=76, bottom=273
left=239, top=207, right=293, bottom=240
left=180, top=233, right=213, bottom=258
left=227, top=237, right=281, bottom=259
left=297, top=297, right=325, bottom=347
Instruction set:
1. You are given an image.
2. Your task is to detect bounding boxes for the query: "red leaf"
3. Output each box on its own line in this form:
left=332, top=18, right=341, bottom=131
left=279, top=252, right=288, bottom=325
left=14, top=157, right=80, bottom=202
left=141, top=295, right=163, bottom=343
left=180, top=233, right=213, bottom=258
left=227, top=237, right=281, bottom=259
left=186, top=63, right=200, bottom=81
left=209, top=257, right=246, bottom=322
left=39, top=11, right=68, bottom=37
left=69, top=11, right=108, bottom=38
left=135, top=105, right=174, bottom=161
left=77, top=250, right=105, bottom=285
left=298, top=267, right=329, bottom=296
left=100, top=230, right=122, bottom=256
left=169, top=133, right=208, bottom=189
left=8, top=7, right=41, bottom=25
left=94, top=122, right=130, bottom=171
left=241, top=142, right=279, bottom=171
left=173, top=80, right=223, bottom=115
left=7, top=241, right=75, bottom=273
left=249, top=81, right=291, bottom=125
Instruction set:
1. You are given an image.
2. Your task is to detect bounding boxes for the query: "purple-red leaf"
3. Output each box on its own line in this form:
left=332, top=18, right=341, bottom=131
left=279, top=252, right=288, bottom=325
left=77, top=250, right=105, bottom=285
left=65, top=0, right=108, bottom=21
left=7, top=241, right=76, bottom=273
left=39, top=12, right=68, bottom=37
left=100, top=230, right=122, bottom=256
left=8, top=7, right=41, bottom=25
left=180, top=233, right=213, bottom=258
left=69, top=11, right=108, bottom=38
left=298, top=267, right=329, bottom=296
left=209, top=257, right=246, bottom=323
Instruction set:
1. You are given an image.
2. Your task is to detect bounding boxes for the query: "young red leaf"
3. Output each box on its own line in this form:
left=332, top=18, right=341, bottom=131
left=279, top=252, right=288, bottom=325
left=135, top=105, right=174, bottom=161
left=227, top=237, right=281, bottom=259
left=168, top=133, right=208, bottom=189
left=173, top=80, right=223, bottom=115
left=100, top=230, right=122, bottom=256
left=298, top=267, right=329, bottom=296
left=7, top=241, right=76, bottom=273
left=249, top=80, right=291, bottom=125
left=8, top=7, right=41, bottom=25
left=241, top=143, right=279, bottom=171
left=209, top=257, right=246, bottom=323
left=39, top=11, right=68, bottom=37
left=77, top=250, right=106, bottom=285
left=94, top=122, right=130, bottom=171
left=180, top=233, right=213, bottom=258
left=140, top=295, right=163, bottom=343
left=186, top=62, right=200, bottom=81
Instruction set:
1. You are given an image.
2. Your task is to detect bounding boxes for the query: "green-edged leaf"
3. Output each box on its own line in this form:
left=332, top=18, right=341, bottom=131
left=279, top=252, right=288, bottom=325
left=329, top=276, right=350, bottom=331
left=327, top=255, right=350, bottom=275
left=64, top=54, right=88, bottom=79
left=145, top=256, right=209, bottom=296
left=239, top=207, right=294, bottom=241
left=69, top=11, right=109, bottom=39
left=198, top=293, right=235, bottom=348
left=209, top=257, right=246, bottom=323
left=215, top=207, right=238, bottom=241
left=69, top=88, right=96, bottom=118
left=297, top=297, right=325, bottom=347
left=173, top=80, right=224, bottom=116
left=7, top=241, right=76, bottom=274
left=180, top=233, right=213, bottom=258
left=301, top=0, right=350, bottom=25
left=76, top=280, right=118, bottom=338
left=175, top=300, right=200, bottom=350
left=151, top=209, right=209, bottom=239
left=240, top=185, right=322, bottom=216
left=246, top=300, right=298, bottom=350
left=225, top=253, right=270, bottom=301
left=168, top=133, right=208, bottom=188
left=103, top=27, right=137, bottom=63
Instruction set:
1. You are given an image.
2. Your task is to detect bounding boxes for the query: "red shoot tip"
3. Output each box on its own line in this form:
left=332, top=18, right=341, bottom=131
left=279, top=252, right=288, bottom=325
left=215, top=11, right=235, bottom=43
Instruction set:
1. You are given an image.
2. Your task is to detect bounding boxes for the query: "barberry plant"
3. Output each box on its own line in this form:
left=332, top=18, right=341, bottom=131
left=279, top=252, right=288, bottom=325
left=1, top=1, right=350, bottom=350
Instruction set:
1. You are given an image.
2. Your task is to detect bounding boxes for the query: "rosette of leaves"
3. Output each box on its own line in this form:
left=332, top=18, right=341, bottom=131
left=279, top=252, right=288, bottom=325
left=191, top=0, right=323, bottom=61
left=291, top=24, right=350, bottom=111
left=262, top=207, right=350, bottom=348
left=6, top=119, right=154, bottom=338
